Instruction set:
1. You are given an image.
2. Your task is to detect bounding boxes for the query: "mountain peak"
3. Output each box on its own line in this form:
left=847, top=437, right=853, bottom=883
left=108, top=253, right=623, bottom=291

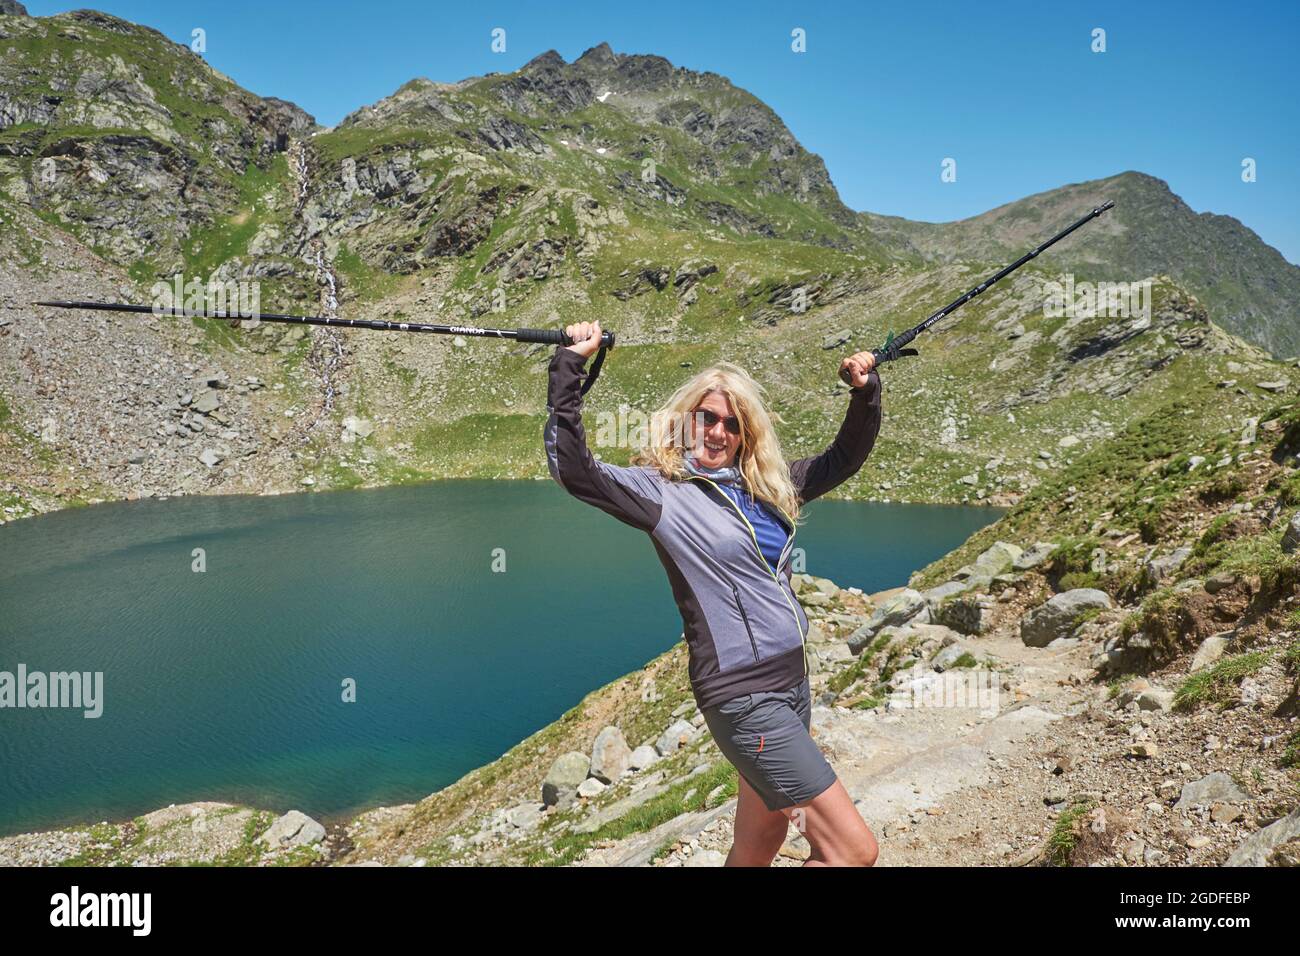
left=575, top=42, right=615, bottom=66
left=0, top=1, right=29, bottom=17
left=521, top=49, right=566, bottom=71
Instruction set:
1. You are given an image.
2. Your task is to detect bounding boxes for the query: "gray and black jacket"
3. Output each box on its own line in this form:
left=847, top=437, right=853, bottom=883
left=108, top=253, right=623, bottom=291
left=544, top=347, right=882, bottom=710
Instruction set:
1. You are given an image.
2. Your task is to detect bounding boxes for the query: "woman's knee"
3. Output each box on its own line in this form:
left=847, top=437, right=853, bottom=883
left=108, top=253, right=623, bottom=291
left=808, top=832, right=877, bottom=867
left=854, top=830, right=879, bottom=867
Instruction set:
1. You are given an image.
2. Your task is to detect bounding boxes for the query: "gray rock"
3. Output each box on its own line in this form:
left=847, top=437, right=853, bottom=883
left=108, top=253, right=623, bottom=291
left=628, top=744, right=659, bottom=771
left=504, top=802, right=544, bottom=829
left=1137, top=688, right=1174, bottom=712
left=577, top=777, right=607, bottom=798
left=1020, top=588, right=1112, bottom=647
left=655, top=719, right=698, bottom=756
left=1191, top=633, right=1232, bottom=672
left=590, top=725, right=632, bottom=783
left=193, top=370, right=229, bottom=390
left=932, top=594, right=989, bottom=635
left=542, top=751, right=591, bottom=807
left=257, top=810, right=325, bottom=849
left=1112, top=678, right=1151, bottom=708
left=849, top=589, right=928, bottom=651
left=342, top=416, right=373, bottom=439
left=192, top=390, right=221, bottom=414
left=1143, top=547, right=1192, bottom=587
left=1174, top=771, right=1249, bottom=810
left=683, top=848, right=727, bottom=866
left=931, top=641, right=974, bottom=671
left=197, top=447, right=223, bottom=468
left=921, top=580, right=969, bottom=609
left=1282, top=514, right=1300, bottom=554
left=1012, top=542, right=1055, bottom=571
left=821, top=329, right=852, bottom=350
left=1226, top=807, right=1300, bottom=866
left=1204, top=572, right=1237, bottom=595
left=974, top=541, right=1023, bottom=575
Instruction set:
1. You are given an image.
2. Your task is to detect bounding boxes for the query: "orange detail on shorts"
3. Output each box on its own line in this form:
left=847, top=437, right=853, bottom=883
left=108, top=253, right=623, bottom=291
left=757, top=735, right=765, bottom=753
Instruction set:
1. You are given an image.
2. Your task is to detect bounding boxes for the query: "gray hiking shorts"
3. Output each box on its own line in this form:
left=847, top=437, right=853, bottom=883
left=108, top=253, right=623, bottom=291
left=701, top=676, right=838, bottom=812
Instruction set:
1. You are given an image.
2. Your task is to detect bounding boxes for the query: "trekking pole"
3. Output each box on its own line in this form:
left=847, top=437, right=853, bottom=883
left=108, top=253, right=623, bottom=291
left=34, top=300, right=616, bottom=395
left=839, top=200, right=1115, bottom=383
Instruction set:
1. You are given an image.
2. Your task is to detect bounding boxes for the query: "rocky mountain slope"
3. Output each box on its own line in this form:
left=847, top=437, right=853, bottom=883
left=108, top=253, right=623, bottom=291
left=863, top=171, right=1300, bottom=359
left=2, top=9, right=1300, bottom=527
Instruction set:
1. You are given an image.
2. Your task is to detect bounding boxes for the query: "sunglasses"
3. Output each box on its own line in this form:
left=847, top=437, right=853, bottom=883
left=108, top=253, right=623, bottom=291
left=694, top=408, right=741, bottom=436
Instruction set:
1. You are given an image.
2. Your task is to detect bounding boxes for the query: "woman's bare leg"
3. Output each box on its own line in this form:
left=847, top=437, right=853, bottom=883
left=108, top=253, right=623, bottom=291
left=781, top=779, right=878, bottom=867
left=725, top=773, right=790, bottom=866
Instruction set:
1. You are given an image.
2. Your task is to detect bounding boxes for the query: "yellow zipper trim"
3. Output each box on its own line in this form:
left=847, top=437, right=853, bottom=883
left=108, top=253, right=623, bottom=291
left=687, top=476, right=808, bottom=677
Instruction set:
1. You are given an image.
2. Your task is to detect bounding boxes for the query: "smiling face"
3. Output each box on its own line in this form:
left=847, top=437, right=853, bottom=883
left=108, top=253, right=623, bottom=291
left=688, top=389, right=742, bottom=470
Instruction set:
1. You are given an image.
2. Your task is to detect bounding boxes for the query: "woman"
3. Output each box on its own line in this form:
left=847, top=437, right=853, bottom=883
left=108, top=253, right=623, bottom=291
left=544, top=320, right=882, bottom=867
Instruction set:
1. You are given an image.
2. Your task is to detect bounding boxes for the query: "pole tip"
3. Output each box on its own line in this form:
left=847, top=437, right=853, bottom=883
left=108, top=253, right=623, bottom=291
left=1098, top=199, right=1115, bottom=212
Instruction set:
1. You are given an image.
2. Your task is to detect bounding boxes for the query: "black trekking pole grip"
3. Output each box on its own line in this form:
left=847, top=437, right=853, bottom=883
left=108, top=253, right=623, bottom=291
left=516, top=327, right=616, bottom=349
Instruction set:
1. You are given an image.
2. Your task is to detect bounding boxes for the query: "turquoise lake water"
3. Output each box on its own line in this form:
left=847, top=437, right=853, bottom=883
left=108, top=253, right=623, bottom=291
left=0, top=481, right=1000, bottom=836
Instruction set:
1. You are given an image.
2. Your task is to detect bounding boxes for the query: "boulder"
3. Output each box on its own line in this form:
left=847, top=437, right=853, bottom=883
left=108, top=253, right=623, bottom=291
left=974, top=541, right=1023, bottom=576
left=655, top=719, right=698, bottom=756
left=504, top=802, right=544, bottom=829
left=1012, top=542, right=1055, bottom=571
left=1142, top=547, right=1192, bottom=587
left=932, top=594, right=990, bottom=635
left=628, top=745, right=659, bottom=771
left=1020, top=588, right=1112, bottom=647
left=1226, top=808, right=1300, bottom=866
left=1174, top=771, right=1249, bottom=810
left=931, top=641, right=974, bottom=671
left=192, top=390, right=221, bottom=414
left=257, top=810, right=325, bottom=849
left=1137, top=687, right=1174, bottom=712
left=846, top=589, right=928, bottom=652
left=590, top=726, right=632, bottom=783
left=1283, top=514, right=1300, bottom=554
left=869, top=588, right=928, bottom=628
left=542, top=751, right=591, bottom=807
left=1191, top=633, right=1233, bottom=672
left=921, top=580, right=969, bottom=609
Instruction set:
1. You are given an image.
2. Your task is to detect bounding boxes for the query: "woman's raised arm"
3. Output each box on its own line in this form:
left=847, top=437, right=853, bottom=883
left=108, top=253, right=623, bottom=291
left=543, top=326, right=664, bottom=532
left=786, top=364, right=882, bottom=504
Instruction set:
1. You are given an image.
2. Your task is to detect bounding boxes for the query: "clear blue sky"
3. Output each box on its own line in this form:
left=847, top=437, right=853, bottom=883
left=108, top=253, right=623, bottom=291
left=25, top=0, right=1300, bottom=263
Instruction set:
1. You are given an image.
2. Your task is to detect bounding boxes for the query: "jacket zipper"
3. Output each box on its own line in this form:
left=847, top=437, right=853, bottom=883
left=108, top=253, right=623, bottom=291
left=687, top=476, right=809, bottom=677
left=731, top=582, right=761, bottom=663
